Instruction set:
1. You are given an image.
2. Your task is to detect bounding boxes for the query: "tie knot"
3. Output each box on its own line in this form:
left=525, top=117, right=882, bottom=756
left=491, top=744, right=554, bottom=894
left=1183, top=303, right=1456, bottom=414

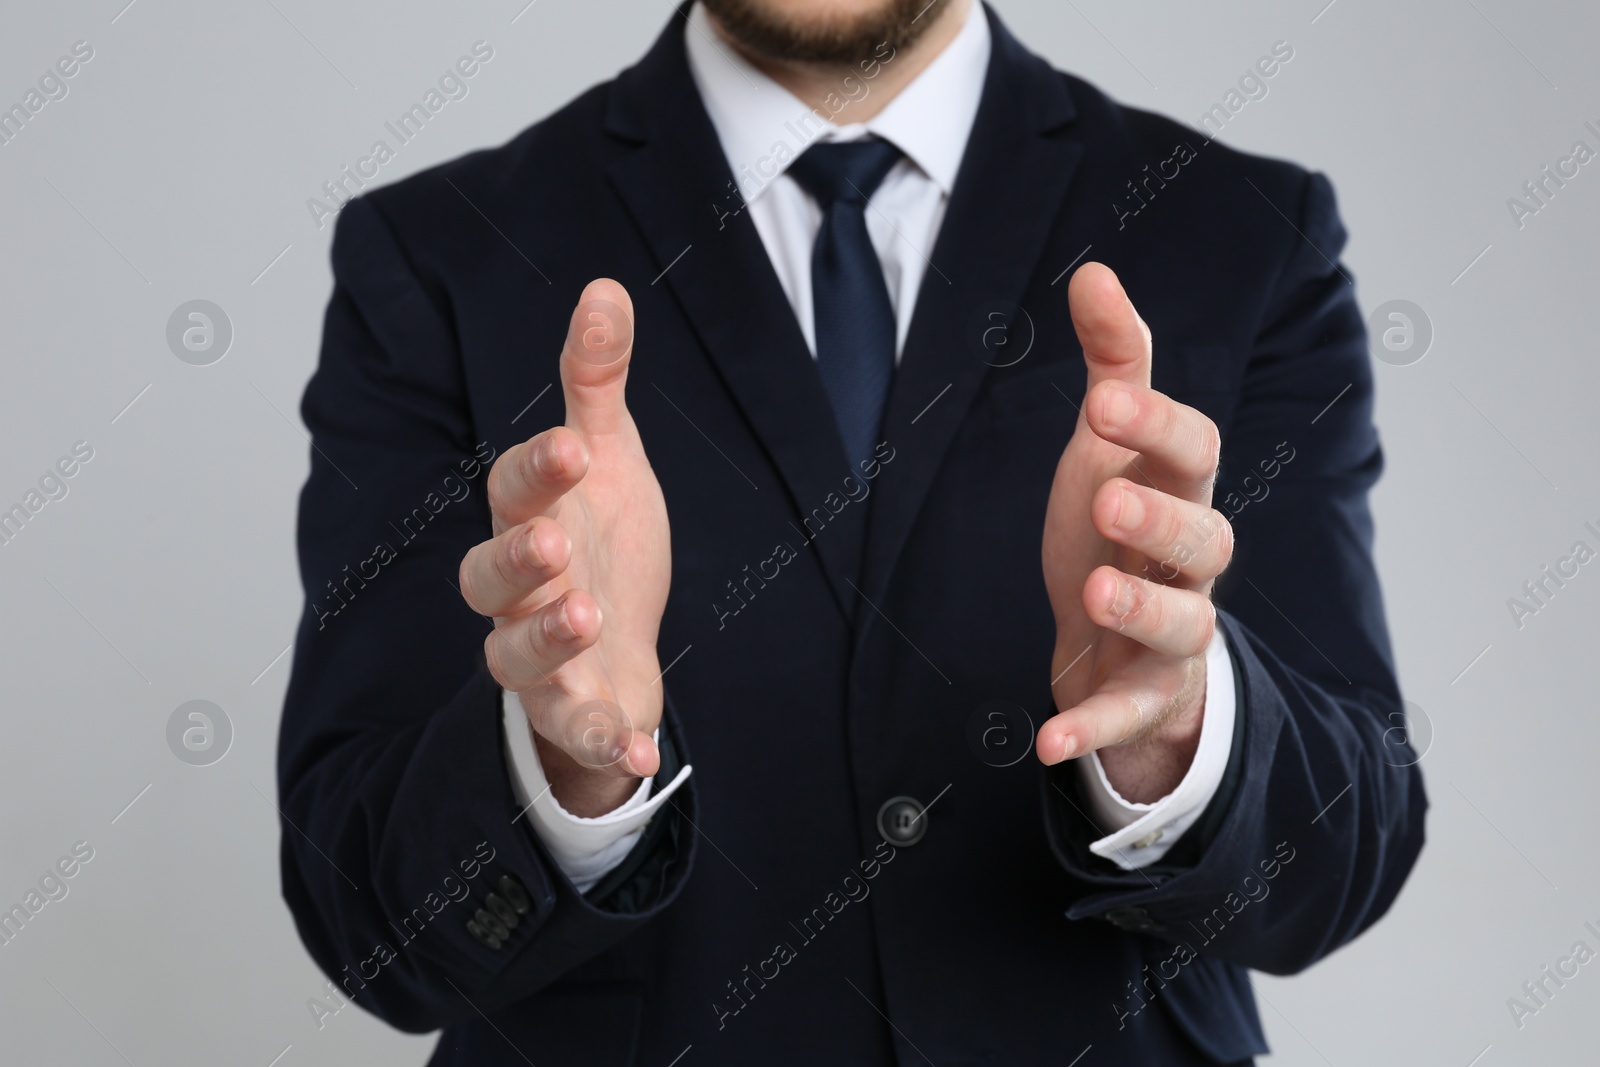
left=788, top=139, right=904, bottom=208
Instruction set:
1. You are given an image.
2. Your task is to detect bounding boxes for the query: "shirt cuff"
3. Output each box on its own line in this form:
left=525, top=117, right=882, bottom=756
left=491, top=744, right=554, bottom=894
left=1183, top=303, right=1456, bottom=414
left=501, top=688, right=693, bottom=894
left=1077, top=626, right=1237, bottom=871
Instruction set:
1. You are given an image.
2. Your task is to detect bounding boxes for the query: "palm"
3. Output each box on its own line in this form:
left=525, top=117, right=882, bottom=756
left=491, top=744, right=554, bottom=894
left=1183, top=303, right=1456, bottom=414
left=1043, top=414, right=1174, bottom=713
left=1032, top=264, right=1225, bottom=782
left=464, top=280, right=674, bottom=794
left=542, top=428, right=670, bottom=733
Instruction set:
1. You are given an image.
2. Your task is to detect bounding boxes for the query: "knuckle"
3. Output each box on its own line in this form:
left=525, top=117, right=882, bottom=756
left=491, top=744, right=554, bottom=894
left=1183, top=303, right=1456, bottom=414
left=1197, top=420, right=1222, bottom=474
left=486, top=456, right=516, bottom=518
left=1126, top=578, right=1158, bottom=629
left=1210, top=509, right=1235, bottom=561
left=492, top=619, right=536, bottom=679
left=1142, top=585, right=1167, bottom=632
left=1193, top=598, right=1218, bottom=653
left=489, top=534, right=521, bottom=592
left=513, top=615, right=545, bottom=664
left=1152, top=495, right=1185, bottom=551
left=459, top=554, right=483, bottom=612
left=483, top=632, right=510, bottom=686
left=1155, top=393, right=1180, bottom=435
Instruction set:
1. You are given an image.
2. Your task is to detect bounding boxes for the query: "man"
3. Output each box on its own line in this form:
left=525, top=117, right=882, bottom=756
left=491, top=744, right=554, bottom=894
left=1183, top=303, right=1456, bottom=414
left=278, top=0, right=1427, bottom=1063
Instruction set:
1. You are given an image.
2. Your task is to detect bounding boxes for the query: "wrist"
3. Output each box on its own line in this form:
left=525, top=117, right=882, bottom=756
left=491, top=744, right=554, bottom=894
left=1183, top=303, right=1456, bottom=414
left=1094, top=663, right=1205, bottom=803
left=533, top=729, right=642, bottom=817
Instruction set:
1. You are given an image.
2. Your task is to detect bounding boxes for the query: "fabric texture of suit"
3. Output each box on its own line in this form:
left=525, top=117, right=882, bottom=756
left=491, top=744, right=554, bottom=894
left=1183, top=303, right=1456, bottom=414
left=277, top=5, right=1428, bottom=1064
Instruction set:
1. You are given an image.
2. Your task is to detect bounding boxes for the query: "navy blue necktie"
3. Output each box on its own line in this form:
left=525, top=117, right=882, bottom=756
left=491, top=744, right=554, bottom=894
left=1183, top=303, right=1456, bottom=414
left=788, top=139, right=903, bottom=471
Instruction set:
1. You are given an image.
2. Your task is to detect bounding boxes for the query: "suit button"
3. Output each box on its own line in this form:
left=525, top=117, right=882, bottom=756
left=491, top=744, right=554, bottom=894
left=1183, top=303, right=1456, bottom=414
left=474, top=907, right=511, bottom=942
left=484, top=892, right=520, bottom=930
left=466, top=917, right=503, bottom=950
left=876, top=796, right=927, bottom=846
left=497, top=874, right=531, bottom=915
left=1104, top=906, right=1160, bottom=933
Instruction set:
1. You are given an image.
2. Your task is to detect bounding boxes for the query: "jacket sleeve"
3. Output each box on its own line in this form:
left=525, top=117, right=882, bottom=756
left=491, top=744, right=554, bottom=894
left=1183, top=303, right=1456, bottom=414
left=275, top=194, right=695, bottom=1033
left=1044, top=170, right=1428, bottom=976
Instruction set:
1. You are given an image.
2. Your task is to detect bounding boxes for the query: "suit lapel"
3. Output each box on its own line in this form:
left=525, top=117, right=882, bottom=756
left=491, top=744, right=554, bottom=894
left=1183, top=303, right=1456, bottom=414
left=605, top=13, right=865, bottom=618
left=859, top=7, right=1084, bottom=610
left=603, top=5, right=1086, bottom=624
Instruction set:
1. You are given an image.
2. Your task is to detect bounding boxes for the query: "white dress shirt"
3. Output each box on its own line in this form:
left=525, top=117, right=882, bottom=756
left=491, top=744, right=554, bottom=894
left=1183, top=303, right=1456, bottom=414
left=502, top=0, right=1238, bottom=890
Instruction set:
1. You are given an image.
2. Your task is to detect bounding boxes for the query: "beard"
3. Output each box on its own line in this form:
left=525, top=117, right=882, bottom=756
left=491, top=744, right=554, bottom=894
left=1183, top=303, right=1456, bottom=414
left=698, top=0, right=954, bottom=64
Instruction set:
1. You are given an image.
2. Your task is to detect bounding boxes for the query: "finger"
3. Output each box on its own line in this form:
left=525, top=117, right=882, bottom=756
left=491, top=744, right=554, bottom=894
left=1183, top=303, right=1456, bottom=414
left=1068, top=262, right=1151, bottom=393
left=1085, top=382, right=1220, bottom=498
left=562, top=277, right=637, bottom=438
left=521, top=691, right=661, bottom=780
left=1082, top=565, right=1216, bottom=658
left=483, top=589, right=602, bottom=691
left=486, top=426, right=589, bottom=532
left=459, top=515, right=573, bottom=617
left=1038, top=684, right=1191, bottom=765
left=1091, top=479, right=1233, bottom=583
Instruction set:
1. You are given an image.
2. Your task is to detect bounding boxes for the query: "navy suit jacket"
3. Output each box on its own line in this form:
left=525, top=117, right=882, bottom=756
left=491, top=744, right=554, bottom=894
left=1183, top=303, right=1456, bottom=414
left=278, top=6, right=1427, bottom=1064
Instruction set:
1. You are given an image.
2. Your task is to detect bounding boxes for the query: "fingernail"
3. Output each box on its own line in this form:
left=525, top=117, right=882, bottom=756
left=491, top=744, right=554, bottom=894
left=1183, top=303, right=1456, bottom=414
left=620, top=744, right=642, bottom=777
left=1100, top=384, right=1135, bottom=429
left=1060, top=734, right=1079, bottom=761
left=517, top=525, right=546, bottom=571
left=1114, top=486, right=1144, bottom=530
left=538, top=436, right=562, bottom=477
left=549, top=599, right=578, bottom=641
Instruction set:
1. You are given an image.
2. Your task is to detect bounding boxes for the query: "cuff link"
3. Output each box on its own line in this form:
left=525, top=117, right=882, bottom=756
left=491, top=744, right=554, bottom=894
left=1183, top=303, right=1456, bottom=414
left=1131, top=828, right=1165, bottom=849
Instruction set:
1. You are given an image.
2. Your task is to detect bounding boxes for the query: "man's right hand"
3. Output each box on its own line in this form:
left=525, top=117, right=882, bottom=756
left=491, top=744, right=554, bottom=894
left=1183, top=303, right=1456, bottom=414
left=459, top=279, right=671, bottom=817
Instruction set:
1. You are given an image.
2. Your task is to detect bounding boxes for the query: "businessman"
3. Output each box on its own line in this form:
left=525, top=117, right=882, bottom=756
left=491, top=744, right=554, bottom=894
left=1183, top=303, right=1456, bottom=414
left=278, top=0, right=1427, bottom=1063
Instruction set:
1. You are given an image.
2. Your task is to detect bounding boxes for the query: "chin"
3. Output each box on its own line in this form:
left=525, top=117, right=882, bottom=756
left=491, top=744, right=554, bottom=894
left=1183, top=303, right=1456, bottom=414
left=701, top=0, right=951, bottom=64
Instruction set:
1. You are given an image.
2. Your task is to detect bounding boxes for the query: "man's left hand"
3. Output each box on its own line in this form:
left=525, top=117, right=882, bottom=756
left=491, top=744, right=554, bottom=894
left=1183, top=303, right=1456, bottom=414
left=1037, top=263, right=1234, bottom=804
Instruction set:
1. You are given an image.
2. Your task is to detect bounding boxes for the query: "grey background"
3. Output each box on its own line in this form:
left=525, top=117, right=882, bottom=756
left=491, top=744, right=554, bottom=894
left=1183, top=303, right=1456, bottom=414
left=1, top=0, right=1595, bottom=1063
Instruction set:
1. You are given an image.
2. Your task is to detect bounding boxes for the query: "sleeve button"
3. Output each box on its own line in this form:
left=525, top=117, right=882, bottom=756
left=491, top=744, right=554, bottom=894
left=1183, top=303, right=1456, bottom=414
left=466, top=918, right=503, bottom=950
left=497, top=874, right=531, bottom=915
left=474, top=907, right=510, bottom=942
left=484, top=892, right=520, bottom=930
left=1104, top=906, right=1161, bottom=933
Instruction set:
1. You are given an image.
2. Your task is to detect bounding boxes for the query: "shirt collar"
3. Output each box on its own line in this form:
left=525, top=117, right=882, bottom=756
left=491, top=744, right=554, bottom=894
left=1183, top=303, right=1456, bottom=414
left=685, top=0, right=991, bottom=203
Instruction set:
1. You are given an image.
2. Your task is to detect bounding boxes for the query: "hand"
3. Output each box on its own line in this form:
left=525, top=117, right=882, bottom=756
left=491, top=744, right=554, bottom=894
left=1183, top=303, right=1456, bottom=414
left=459, top=279, right=671, bottom=817
left=1036, top=264, right=1233, bottom=803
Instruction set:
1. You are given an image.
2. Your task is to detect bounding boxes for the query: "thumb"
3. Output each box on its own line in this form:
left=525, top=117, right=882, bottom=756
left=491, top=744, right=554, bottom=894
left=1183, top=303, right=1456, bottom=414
left=1067, top=262, right=1151, bottom=392
left=522, top=688, right=661, bottom=780
left=561, top=278, right=637, bottom=437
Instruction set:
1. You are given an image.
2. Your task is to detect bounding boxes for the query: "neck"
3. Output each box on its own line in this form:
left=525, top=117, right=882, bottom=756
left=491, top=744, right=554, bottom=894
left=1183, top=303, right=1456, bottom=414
left=704, top=0, right=971, bottom=124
